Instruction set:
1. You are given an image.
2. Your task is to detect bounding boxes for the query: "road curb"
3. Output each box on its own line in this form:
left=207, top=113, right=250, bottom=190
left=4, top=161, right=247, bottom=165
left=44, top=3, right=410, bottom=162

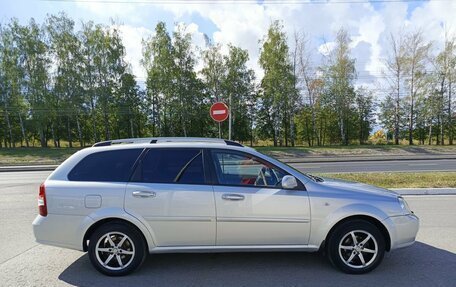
left=278, top=155, right=456, bottom=163
left=0, top=165, right=58, bottom=172
left=392, top=188, right=456, bottom=196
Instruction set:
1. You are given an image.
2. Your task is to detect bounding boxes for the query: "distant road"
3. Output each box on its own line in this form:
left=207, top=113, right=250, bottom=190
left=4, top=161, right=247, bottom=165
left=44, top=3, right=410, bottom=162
left=1, top=158, right=455, bottom=174
left=291, top=158, right=456, bottom=173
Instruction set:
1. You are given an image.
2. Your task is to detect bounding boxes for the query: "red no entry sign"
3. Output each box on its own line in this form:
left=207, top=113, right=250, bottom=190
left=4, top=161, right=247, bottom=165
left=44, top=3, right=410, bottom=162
left=210, top=102, right=229, bottom=122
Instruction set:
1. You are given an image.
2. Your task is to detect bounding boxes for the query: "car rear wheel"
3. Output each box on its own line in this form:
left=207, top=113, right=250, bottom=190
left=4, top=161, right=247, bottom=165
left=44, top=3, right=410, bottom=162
left=88, top=222, right=147, bottom=276
left=327, top=220, right=386, bottom=274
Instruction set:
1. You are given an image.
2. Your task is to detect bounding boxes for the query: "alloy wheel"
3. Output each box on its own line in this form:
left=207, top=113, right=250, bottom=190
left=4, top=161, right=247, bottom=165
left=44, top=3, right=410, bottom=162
left=338, top=230, right=378, bottom=269
left=95, top=232, right=135, bottom=271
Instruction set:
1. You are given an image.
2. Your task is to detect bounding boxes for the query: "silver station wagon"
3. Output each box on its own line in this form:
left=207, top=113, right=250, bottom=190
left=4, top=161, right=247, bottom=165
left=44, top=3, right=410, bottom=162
left=33, top=137, right=419, bottom=276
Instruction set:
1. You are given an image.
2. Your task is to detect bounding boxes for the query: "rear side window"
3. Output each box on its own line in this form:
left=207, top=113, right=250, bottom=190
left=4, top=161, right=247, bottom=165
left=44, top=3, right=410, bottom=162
left=68, top=149, right=143, bottom=182
left=134, top=148, right=205, bottom=184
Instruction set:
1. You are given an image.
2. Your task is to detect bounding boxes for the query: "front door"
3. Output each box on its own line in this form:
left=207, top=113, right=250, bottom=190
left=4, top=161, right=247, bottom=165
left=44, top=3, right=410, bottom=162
left=125, top=148, right=215, bottom=246
left=209, top=149, right=310, bottom=246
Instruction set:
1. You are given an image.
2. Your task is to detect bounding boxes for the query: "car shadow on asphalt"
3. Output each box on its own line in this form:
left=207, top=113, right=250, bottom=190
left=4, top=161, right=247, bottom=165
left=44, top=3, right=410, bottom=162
left=59, top=242, right=456, bottom=287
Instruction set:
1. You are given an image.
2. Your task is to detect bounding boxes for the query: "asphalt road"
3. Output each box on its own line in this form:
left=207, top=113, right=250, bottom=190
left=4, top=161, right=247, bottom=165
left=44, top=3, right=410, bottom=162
left=0, top=171, right=455, bottom=287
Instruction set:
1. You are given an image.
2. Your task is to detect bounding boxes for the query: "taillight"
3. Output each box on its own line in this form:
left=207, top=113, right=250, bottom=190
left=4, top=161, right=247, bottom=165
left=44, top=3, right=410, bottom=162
left=38, top=183, right=47, bottom=216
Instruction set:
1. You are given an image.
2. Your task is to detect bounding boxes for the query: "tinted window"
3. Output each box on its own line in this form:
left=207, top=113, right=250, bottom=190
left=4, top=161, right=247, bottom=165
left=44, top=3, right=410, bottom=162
left=136, top=149, right=205, bottom=184
left=68, top=149, right=142, bottom=182
left=211, top=150, right=286, bottom=187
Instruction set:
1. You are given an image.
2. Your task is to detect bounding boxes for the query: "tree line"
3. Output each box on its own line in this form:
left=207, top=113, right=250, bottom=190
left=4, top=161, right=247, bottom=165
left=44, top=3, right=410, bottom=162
left=0, top=13, right=454, bottom=148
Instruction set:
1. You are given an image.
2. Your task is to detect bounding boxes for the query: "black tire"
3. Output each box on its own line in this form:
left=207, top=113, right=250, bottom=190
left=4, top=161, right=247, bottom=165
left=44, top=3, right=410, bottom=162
left=327, top=220, right=386, bottom=274
left=88, top=222, right=147, bottom=276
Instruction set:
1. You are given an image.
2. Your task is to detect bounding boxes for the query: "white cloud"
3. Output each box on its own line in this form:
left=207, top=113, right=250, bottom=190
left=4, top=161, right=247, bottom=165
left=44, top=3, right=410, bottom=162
left=72, top=0, right=456, bottom=95
left=112, top=24, right=154, bottom=81
left=318, top=42, right=337, bottom=57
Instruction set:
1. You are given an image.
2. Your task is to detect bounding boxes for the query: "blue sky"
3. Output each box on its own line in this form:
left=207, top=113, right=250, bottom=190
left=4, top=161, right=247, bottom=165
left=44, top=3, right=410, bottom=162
left=1, top=0, right=455, bottom=90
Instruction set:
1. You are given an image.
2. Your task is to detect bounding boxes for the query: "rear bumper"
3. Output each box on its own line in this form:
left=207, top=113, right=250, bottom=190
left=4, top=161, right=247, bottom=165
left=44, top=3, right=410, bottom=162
left=383, top=213, right=419, bottom=250
left=32, top=214, right=93, bottom=251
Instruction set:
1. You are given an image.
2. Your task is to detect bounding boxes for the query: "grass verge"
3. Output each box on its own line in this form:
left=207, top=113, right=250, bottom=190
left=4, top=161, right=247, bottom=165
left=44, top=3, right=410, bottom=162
left=256, top=145, right=456, bottom=158
left=1, top=145, right=455, bottom=165
left=0, top=148, right=80, bottom=165
left=315, top=172, right=456, bottom=189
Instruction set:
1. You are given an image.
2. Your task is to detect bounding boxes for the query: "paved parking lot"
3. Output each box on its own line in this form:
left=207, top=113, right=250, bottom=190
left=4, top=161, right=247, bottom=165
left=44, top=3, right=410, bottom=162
left=0, top=171, right=455, bottom=287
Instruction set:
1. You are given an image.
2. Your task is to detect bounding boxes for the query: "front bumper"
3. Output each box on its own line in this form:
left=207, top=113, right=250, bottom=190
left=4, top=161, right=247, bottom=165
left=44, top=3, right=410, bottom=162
left=383, top=213, right=419, bottom=250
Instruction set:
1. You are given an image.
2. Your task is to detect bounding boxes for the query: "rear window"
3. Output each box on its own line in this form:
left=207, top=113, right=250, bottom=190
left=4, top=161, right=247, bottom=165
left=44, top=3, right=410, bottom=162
left=68, top=149, right=143, bottom=182
left=133, top=148, right=205, bottom=184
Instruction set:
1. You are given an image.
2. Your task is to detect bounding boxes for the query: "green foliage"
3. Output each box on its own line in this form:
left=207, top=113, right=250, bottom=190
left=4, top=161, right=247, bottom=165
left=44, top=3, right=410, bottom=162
left=0, top=15, right=453, bottom=148
left=380, top=31, right=455, bottom=146
left=258, top=21, right=297, bottom=146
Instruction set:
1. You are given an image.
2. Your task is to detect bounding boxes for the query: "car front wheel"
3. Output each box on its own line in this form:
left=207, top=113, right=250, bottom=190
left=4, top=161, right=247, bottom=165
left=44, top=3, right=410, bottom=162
left=88, top=222, right=147, bottom=276
left=327, top=220, right=386, bottom=274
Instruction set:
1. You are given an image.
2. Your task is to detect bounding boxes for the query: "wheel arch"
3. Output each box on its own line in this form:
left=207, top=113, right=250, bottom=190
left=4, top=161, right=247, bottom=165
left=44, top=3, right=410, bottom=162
left=83, top=217, right=151, bottom=252
left=321, top=215, right=391, bottom=252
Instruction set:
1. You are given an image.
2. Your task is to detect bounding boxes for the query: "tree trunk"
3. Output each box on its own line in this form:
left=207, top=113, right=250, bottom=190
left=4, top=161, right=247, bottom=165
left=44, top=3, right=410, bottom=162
left=273, top=111, right=278, bottom=147
left=18, top=113, right=29, bottom=147
left=408, top=93, right=414, bottom=145
left=312, top=108, right=318, bottom=146
left=439, top=79, right=445, bottom=145
left=339, top=115, right=347, bottom=145
left=103, top=110, right=110, bottom=141
left=449, top=81, right=453, bottom=145
left=4, top=110, right=13, bottom=147
left=273, top=129, right=277, bottom=147
left=305, top=117, right=311, bottom=147
left=284, top=110, right=289, bottom=147
left=290, top=109, right=295, bottom=147
left=51, top=124, right=57, bottom=147
left=39, top=127, right=47, bottom=148
left=359, top=118, right=363, bottom=144
left=76, top=117, right=83, bottom=148
left=130, top=118, right=134, bottom=138
left=428, top=120, right=432, bottom=145
left=67, top=117, right=73, bottom=148
left=395, top=76, right=400, bottom=145
left=91, top=97, right=97, bottom=143
left=436, top=117, right=441, bottom=145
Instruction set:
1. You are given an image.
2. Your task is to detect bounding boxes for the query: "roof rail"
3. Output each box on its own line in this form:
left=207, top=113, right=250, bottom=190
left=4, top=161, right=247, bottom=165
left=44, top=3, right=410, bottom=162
left=92, top=137, right=244, bottom=147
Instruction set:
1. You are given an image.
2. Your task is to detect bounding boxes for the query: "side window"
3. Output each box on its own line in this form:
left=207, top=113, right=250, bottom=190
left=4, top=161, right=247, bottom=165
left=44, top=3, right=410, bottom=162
left=68, top=149, right=142, bottom=182
left=211, top=150, right=286, bottom=187
left=136, top=149, right=205, bottom=184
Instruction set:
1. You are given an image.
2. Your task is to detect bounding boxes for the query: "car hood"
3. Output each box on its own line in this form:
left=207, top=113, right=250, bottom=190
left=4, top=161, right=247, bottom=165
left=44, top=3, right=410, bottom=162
left=316, top=176, right=399, bottom=198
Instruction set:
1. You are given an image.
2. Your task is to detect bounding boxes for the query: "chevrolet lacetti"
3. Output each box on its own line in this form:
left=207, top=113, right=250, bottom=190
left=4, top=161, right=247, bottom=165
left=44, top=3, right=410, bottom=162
left=33, top=137, right=419, bottom=276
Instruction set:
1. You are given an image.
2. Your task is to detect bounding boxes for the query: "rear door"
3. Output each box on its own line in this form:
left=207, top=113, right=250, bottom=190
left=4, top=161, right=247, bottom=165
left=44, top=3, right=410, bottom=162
left=125, top=148, right=216, bottom=246
left=209, top=149, right=311, bottom=246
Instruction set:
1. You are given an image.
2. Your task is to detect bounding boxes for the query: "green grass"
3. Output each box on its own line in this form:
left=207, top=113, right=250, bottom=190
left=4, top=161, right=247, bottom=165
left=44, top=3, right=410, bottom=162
left=1, top=144, right=456, bottom=167
left=315, top=172, right=456, bottom=188
left=0, top=147, right=81, bottom=165
left=255, top=145, right=456, bottom=158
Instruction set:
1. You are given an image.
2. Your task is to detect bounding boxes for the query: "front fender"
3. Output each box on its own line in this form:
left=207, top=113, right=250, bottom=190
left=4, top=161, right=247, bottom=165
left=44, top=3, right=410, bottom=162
left=309, top=203, right=390, bottom=247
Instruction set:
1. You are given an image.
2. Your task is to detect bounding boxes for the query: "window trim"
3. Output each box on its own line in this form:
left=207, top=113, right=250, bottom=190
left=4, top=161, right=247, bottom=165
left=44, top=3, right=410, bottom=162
left=207, top=148, right=306, bottom=190
left=129, top=147, right=210, bottom=185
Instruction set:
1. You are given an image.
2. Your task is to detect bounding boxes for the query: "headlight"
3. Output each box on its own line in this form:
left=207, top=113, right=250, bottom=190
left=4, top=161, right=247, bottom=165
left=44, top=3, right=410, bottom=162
left=398, top=197, right=412, bottom=214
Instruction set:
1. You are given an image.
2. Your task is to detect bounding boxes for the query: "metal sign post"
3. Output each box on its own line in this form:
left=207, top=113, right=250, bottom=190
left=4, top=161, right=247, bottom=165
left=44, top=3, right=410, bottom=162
left=210, top=102, right=229, bottom=139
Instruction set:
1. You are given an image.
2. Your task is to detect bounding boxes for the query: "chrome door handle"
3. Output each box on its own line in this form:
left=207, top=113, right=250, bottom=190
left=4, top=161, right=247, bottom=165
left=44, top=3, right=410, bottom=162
left=132, top=191, right=156, bottom=198
left=222, top=194, right=245, bottom=201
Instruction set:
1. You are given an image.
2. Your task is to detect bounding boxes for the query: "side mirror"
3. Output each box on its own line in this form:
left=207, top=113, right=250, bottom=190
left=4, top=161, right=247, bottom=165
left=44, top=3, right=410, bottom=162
left=281, top=175, right=298, bottom=190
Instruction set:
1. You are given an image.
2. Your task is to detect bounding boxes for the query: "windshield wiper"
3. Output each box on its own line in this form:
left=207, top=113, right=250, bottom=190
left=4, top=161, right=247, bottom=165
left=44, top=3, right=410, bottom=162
left=306, top=173, right=324, bottom=182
